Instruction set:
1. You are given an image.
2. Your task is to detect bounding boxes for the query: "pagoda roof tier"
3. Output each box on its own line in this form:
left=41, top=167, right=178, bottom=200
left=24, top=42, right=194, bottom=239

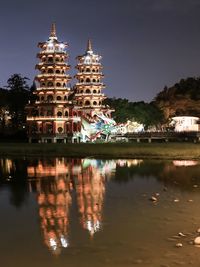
left=35, top=64, right=70, bottom=70
left=36, top=87, right=71, bottom=92
left=37, top=52, right=68, bottom=58
left=35, top=86, right=71, bottom=91
left=74, top=93, right=105, bottom=97
left=75, top=96, right=106, bottom=101
left=76, top=63, right=102, bottom=68
left=32, top=102, right=71, bottom=108
left=38, top=41, right=68, bottom=49
left=35, top=81, right=71, bottom=86
left=75, top=73, right=104, bottom=77
left=35, top=82, right=71, bottom=87
left=76, top=53, right=101, bottom=60
left=76, top=40, right=101, bottom=59
left=75, top=99, right=106, bottom=103
left=36, top=74, right=70, bottom=79
left=75, top=66, right=103, bottom=71
left=35, top=91, right=70, bottom=95
left=34, top=101, right=71, bottom=105
left=36, top=63, right=70, bottom=69
left=75, top=106, right=106, bottom=110
left=74, top=96, right=106, bottom=101
left=35, top=77, right=71, bottom=83
left=75, top=83, right=105, bottom=88
left=37, top=50, right=67, bottom=56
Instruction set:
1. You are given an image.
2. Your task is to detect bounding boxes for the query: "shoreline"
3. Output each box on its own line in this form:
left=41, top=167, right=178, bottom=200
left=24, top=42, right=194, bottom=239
left=0, top=142, right=200, bottom=159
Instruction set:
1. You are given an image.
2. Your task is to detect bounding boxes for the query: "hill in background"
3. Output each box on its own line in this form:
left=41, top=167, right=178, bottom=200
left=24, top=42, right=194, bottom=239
left=154, top=77, right=200, bottom=120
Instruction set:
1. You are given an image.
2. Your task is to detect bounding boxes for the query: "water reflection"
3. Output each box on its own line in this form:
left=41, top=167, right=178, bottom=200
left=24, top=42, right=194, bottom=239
left=27, top=159, right=71, bottom=254
left=1, top=158, right=200, bottom=256
left=173, top=160, right=198, bottom=167
left=27, top=158, right=118, bottom=254
left=75, top=160, right=106, bottom=236
left=0, top=158, right=29, bottom=207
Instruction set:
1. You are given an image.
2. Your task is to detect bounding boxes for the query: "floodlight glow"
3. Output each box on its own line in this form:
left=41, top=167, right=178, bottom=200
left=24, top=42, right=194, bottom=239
left=171, top=116, right=199, bottom=132
left=60, top=236, right=68, bottom=248
left=48, top=43, right=54, bottom=47
left=60, top=44, right=65, bottom=49
left=49, top=238, right=57, bottom=250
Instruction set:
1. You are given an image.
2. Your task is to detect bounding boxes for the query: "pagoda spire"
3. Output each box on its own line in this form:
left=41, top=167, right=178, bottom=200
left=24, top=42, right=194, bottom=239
left=86, top=39, right=92, bottom=52
left=50, top=23, right=57, bottom=39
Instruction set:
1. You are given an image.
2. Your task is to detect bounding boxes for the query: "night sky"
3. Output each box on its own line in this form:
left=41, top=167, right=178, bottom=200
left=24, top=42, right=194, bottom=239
left=1, top=0, right=200, bottom=101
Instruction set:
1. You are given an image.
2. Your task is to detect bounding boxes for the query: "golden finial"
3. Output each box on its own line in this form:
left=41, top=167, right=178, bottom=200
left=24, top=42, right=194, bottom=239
left=87, top=39, right=92, bottom=51
left=50, top=23, right=57, bottom=38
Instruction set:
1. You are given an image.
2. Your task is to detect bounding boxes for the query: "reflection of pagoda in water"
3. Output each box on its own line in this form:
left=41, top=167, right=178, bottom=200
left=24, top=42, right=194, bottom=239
left=28, top=158, right=72, bottom=255
left=26, top=158, right=145, bottom=253
left=75, top=159, right=107, bottom=236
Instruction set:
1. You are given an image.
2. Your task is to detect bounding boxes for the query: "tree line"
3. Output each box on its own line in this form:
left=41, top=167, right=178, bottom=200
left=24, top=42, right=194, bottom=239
left=0, top=74, right=33, bottom=140
left=3, top=74, right=200, bottom=139
left=104, top=98, right=164, bottom=129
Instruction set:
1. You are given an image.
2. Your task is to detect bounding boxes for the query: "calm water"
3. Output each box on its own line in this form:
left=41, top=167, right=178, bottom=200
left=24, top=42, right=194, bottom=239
left=1, top=158, right=200, bottom=267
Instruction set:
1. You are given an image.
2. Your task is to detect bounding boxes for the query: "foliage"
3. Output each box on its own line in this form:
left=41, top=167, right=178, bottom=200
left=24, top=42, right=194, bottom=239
left=0, top=88, right=9, bottom=131
left=6, top=74, right=30, bottom=131
left=104, top=98, right=164, bottom=129
left=0, top=74, right=31, bottom=134
left=155, top=77, right=200, bottom=101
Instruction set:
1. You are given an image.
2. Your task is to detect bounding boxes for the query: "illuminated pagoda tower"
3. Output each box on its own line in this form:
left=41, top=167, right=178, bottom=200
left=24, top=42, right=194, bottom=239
left=26, top=24, right=81, bottom=143
left=74, top=40, right=113, bottom=121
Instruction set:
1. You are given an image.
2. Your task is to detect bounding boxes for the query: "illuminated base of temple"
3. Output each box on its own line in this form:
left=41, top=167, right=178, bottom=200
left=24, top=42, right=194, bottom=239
left=28, top=134, right=81, bottom=143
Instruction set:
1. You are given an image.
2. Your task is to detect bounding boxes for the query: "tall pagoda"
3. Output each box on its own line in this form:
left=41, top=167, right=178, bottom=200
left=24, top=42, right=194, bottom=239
left=26, top=24, right=81, bottom=143
left=74, top=40, right=113, bottom=120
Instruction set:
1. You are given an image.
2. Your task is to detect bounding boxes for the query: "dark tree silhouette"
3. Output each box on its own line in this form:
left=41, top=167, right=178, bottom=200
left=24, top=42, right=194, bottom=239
left=6, top=74, right=30, bottom=132
left=104, top=98, right=164, bottom=129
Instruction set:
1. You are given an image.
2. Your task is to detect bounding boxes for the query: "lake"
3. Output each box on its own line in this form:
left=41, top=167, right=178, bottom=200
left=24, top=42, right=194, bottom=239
left=1, top=157, right=200, bottom=267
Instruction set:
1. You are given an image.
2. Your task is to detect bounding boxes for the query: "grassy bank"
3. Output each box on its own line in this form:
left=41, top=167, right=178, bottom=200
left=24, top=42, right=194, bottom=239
left=0, top=142, right=200, bottom=159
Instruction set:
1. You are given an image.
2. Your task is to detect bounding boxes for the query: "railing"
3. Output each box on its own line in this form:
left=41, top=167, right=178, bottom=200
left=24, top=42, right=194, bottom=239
left=36, top=87, right=69, bottom=90
left=36, top=62, right=67, bottom=65
left=38, top=50, right=67, bottom=54
left=29, top=133, right=71, bottom=138
left=36, top=74, right=68, bottom=78
left=76, top=82, right=104, bottom=85
left=75, top=93, right=104, bottom=96
left=124, top=131, right=200, bottom=138
left=27, top=116, right=81, bottom=121
left=76, top=72, right=103, bottom=75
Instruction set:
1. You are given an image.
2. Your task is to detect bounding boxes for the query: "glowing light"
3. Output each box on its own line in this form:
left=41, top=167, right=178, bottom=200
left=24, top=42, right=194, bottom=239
left=87, top=220, right=93, bottom=232
left=49, top=238, right=57, bottom=250
left=60, top=236, right=68, bottom=248
left=173, top=160, right=198, bottom=167
left=86, top=220, right=101, bottom=235
left=59, top=44, right=65, bottom=49
left=48, top=43, right=54, bottom=48
left=171, top=116, right=199, bottom=132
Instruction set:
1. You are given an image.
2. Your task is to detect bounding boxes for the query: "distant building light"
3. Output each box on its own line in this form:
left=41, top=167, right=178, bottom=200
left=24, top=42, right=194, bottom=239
left=171, top=116, right=199, bottom=132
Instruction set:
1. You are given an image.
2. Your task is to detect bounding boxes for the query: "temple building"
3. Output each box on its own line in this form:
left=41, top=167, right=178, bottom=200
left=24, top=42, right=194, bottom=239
left=26, top=24, right=81, bottom=143
left=74, top=40, right=111, bottom=118
left=26, top=24, right=114, bottom=143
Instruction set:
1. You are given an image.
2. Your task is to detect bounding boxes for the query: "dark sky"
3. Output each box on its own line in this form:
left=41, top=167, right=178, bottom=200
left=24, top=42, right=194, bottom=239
left=1, top=0, right=200, bottom=101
